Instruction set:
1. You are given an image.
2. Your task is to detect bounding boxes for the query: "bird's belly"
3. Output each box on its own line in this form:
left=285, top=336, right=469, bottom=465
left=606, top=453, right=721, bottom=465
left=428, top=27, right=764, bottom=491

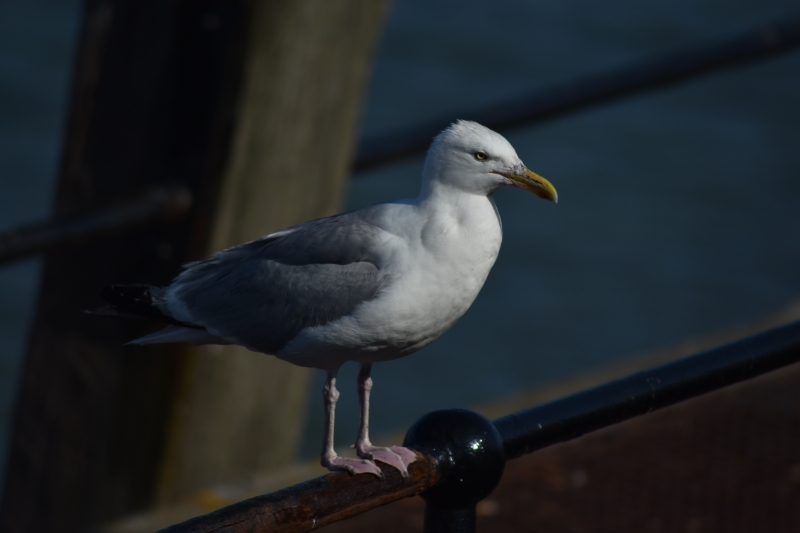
left=376, top=255, right=493, bottom=348
left=279, top=221, right=501, bottom=368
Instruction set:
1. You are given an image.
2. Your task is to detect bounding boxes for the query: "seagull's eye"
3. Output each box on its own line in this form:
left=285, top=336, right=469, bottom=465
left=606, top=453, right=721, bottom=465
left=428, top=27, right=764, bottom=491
left=474, top=151, right=488, bottom=161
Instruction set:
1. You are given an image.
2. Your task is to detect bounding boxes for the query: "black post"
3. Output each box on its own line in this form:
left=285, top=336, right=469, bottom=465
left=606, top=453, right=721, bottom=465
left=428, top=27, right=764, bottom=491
left=404, top=409, right=506, bottom=533
left=423, top=507, right=476, bottom=533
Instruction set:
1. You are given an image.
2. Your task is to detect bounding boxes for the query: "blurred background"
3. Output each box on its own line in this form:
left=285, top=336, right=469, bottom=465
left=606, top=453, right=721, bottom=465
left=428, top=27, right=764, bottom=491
left=1, top=0, right=799, bottom=531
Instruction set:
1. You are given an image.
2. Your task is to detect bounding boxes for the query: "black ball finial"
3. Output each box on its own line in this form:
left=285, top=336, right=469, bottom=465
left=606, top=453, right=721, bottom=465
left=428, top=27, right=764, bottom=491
left=404, top=408, right=505, bottom=509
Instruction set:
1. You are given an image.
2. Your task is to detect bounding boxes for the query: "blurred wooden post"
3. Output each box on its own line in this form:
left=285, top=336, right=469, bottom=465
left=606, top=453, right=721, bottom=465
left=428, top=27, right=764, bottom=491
left=154, top=1, right=391, bottom=503
left=0, top=0, right=388, bottom=531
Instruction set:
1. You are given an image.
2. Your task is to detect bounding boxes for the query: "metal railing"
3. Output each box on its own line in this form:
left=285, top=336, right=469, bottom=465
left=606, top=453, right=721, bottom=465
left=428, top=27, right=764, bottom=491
left=1, top=14, right=798, bottom=266
left=0, top=186, right=192, bottom=264
left=156, top=320, right=800, bottom=532
left=353, top=13, right=800, bottom=171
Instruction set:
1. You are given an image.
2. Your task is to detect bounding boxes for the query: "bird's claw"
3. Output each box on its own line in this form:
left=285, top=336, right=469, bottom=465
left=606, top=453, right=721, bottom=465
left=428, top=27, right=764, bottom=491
left=356, top=445, right=416, bottom=478
left=321, top=454, right=383, bottom=478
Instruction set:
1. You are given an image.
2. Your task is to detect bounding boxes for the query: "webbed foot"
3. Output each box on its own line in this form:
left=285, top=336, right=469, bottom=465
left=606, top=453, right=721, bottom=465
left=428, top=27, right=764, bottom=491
left=321, top=452, right=383, bottom=477
left=356, top=444, right=417, bottom=478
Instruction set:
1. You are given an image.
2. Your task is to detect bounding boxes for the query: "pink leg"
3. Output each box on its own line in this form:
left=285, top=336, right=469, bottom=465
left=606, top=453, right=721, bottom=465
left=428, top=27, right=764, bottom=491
left=320, top=369, right=382, bottom=477
left=354, top=363, right=417, bottom=477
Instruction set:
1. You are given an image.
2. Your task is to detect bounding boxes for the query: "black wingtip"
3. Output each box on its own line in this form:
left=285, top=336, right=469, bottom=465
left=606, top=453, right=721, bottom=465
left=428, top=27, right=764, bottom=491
left=84, top=305, right=150, bottom=320
left=98, top=284, right=201, bottom=329
left=101, top=284, right=154, bottom=308
left=99, top=284, right=167, bottom=324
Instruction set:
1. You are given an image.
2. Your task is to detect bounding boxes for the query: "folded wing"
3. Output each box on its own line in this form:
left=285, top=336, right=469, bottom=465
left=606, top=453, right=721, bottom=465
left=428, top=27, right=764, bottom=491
left=134, top=209, right=389, bottom=354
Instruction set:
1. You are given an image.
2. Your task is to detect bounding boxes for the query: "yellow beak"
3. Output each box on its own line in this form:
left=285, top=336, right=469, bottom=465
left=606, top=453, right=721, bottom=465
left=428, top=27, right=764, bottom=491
left=498, top=168, right=558, bottom=203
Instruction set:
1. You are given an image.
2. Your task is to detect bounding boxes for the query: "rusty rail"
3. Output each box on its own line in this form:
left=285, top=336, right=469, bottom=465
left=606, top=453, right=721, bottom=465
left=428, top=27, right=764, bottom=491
left=158, top=453, right=439, bottom=533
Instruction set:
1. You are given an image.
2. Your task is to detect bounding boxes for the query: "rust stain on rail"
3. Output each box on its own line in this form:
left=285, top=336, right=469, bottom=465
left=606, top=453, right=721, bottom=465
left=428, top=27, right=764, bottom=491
left=157, top=451, right=439, bottom=533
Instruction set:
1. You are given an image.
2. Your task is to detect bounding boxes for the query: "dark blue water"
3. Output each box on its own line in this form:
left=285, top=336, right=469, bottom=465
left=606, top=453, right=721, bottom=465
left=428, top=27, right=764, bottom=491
left=1, top=1, right=798, bottom=466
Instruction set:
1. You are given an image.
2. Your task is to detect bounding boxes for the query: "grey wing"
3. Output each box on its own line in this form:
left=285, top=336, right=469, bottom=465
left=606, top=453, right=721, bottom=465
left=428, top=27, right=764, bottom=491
left=157, top=209, right=388, bottom=354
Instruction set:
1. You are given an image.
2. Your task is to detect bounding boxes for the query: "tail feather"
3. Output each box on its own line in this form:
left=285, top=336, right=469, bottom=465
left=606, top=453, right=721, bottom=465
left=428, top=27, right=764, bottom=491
left=97, top=284, right=223, bottom=346
left=100, top=284, right=198, bottom=329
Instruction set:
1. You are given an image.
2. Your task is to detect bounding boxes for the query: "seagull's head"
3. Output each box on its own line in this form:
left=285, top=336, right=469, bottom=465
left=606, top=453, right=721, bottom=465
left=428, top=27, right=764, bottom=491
left=422, top=120, right=557, bottom=202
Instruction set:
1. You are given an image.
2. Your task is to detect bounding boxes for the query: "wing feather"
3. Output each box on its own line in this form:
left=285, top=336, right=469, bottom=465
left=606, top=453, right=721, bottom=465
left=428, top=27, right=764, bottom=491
left=156, top=208, right=388, bottom=354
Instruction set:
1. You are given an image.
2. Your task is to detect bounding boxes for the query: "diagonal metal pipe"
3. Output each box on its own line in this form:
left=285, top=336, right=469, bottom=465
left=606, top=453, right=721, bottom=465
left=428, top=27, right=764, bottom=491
left=353, top=13, right=800, bottom=172
left=493, top=319, right=800, bottom=460
left=0, top=185, right=192, bottom=266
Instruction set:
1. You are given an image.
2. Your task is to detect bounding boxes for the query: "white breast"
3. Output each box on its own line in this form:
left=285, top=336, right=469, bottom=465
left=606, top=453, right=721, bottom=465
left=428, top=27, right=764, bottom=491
left=279, top=193, right=503, bottom=369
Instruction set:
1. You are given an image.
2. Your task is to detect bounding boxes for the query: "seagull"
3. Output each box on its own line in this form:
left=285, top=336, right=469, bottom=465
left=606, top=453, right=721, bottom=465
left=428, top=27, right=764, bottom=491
left=101, top=120, right=557, bottom=477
